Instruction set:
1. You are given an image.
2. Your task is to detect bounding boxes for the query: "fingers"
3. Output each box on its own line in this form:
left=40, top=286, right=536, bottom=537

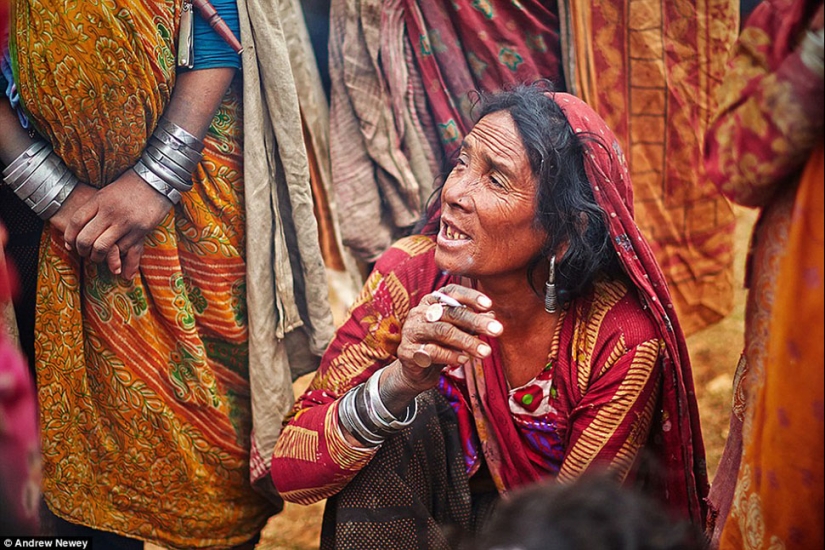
left=103, top=241, right=144, bottom=279
left=120, top=242, right=144, bottom=280
left=86, top=225, right=126, bottom=264
left=105, top=245, right=122, bottom=276
left=63, top=200, right=99, bottom=253
left=427, top=283, right=494, bottom=311
left=403, top=308, right=498, bottom=365
left=73, top=219, right=143, bottom=266
left=437, top=304, right=502, bottom=338
left=404, top=340, right=477, bottom=369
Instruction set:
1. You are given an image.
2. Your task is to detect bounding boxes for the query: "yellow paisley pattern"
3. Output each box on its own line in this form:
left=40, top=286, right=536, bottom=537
left=12, top=1, right=275, bottom=547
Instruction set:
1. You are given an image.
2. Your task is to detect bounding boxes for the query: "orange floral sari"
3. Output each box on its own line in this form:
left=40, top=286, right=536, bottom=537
left=10, top=0, right=274, bottom=546
left=720, top=146, right=824, bottom=549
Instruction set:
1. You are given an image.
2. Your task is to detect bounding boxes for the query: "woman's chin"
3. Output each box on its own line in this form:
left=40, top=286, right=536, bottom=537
left=434, top=246, right=475, bottom=276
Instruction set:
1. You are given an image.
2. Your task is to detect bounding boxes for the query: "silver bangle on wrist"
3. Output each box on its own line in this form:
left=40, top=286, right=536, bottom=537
left=365, top=366, right=418, bottom=430
left=337, top=366, right=419, bottom=448
left=157, top=117, right=205, bottom=153
left=133, top=160, right=183, bottom=204
left=338, top=388, right=384, bottom=448
left=133, top=117, right=204, bottom=204
left=2, top=140, right=80, bottom=220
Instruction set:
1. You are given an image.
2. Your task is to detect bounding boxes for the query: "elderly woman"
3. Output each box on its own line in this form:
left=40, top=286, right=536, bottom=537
left=271, top=84, right=708, bottom=547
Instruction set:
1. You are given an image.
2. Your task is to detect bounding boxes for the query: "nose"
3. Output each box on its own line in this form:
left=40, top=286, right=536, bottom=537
left=441, top=170, right=473, bottom=212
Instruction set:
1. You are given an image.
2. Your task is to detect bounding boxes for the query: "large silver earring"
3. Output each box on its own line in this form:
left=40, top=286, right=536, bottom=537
left=545, top=255, right=558, bottom=314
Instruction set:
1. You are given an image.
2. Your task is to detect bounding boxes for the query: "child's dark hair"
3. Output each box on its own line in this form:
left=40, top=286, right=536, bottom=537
left=469, top=473, right=706, bottom=550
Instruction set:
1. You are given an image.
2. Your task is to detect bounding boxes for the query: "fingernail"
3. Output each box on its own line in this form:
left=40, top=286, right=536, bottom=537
left=477, top=343, right=491, bottom=357
left=457, top=355, right=470, bottom=364
left=477, top=295, right=492, bottom=308
left=487, top=320, right=503, bottom=335
left=65, top=243, right=72, bottom=251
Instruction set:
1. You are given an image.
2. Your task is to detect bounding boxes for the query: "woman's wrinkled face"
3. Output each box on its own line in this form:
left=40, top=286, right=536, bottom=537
left=435, top=110, right=547, bottom=279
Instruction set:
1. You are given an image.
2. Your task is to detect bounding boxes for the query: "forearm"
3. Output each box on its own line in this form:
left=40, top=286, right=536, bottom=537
left=705, top=21, right=825, bottom=207
left=1, top=99, right=94, bottom=222
left=127, top=67, right=236, bottom=207
left=271, top=397, right=378, bottom=504
left=0, top=100, right=37, bottom=164
left=164, top=67, right=236, bottom=140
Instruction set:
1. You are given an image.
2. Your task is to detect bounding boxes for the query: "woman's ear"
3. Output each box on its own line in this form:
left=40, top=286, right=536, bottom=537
left=553, top=240, right=571, bottom=264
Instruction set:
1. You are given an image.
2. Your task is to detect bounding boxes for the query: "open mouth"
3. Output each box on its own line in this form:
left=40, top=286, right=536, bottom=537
left=441, top=221, right=470, bottom=241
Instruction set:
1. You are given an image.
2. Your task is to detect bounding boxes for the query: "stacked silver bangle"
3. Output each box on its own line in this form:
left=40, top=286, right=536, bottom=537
left=2, top=140, right=79, bottom=220
left=338, top=366, right=418, bottom=448
left=133, top=117, right=204, bottom=204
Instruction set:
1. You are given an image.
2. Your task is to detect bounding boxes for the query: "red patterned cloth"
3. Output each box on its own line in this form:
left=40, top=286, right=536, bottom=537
left=402, top=0, right=562, bottom=155
left=272, top=93, right=708, bottom=524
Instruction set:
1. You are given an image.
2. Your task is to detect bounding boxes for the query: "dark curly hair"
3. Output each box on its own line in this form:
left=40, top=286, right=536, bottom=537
left=466, top=473, right=706, bottom=550
left=421, top=81, right=624, bottom=303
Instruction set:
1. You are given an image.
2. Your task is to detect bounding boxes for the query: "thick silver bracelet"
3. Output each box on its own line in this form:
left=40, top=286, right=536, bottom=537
left=151, top=128, right=203, bottom=164
left=12, top=152, right=63, bottom=201
left=133, top=160, right=183, bottom=204
left=3, top=141, right=50, bottom=184
left=147, top=137, right=200, bottom=172
left=157, top=117, right=205, bottom=152
left=364, top=366, right=418, bottom=430
left=133, top=118, right=204, bottom=202
left=139, top=147, right=193, bottom=191
left=2, top=140, right=80, bottom=219
left=336, top=365, right=420, bottom=450
left=338, top=388, right=384, bottom=447
left=39, top=171, right=79, bottom=219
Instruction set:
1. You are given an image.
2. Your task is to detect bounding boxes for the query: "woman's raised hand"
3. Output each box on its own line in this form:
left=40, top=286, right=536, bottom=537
left=394, top=284, right=502, bottom=394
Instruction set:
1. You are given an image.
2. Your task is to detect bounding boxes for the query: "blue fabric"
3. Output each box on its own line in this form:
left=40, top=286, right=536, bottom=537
left=188, top=0, right=242, bottom=71
left=1, top=47, right=29, bottom=128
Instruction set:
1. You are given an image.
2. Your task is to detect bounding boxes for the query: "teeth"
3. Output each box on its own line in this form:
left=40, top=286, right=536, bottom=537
left=445, top=224, right=468, bottom=240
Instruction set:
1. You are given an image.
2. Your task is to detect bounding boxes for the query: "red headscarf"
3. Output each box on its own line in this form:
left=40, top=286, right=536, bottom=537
left=555, top=92, right=708, bottom=525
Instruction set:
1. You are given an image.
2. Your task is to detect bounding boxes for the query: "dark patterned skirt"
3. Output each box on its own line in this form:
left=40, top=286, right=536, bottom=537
left=320, top=390, right=499, bottom=550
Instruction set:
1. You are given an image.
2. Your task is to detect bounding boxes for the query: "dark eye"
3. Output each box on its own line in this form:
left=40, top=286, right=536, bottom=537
left=489, top=174, right=504, bottom=188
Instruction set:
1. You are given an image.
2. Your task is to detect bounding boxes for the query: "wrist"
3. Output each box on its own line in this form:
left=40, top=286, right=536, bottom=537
left=380, top=361, right=423, bottom=417
left=132, top=117, right=204, bottom=204
left=337, top=365, right=420, bottom=448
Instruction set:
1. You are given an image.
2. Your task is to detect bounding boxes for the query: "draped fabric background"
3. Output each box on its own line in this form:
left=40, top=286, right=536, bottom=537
left=328, top=0, right=738, bottom=335
left=559, top=0, right=739, bottom=336
left=328, top=0, right=562, bottom=263
left=276, top=0, right=361, bottom=322
left=227, top=0, right=339, bottom=505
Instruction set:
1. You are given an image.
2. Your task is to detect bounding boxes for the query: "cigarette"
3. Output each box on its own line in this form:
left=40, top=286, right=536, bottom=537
left=432, top=291, right=463, bottom=308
